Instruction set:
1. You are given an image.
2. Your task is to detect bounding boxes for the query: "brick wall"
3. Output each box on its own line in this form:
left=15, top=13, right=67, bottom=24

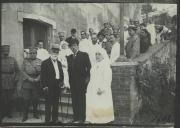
left=111, top=62, right=140, bottom=124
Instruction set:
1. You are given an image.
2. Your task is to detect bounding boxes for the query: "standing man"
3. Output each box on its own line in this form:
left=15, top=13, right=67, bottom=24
left=41, top=43, right=64, bottom=123
left=58, top=31, right=69, bottom=49
left=66, top=28, right=79, bottom=46
left=67, top=40, right=91, bottom=123
left=1, top=45, right=19, bottom=120
left=58, top=31, right=66, bottom=44
left=88, top=28, right=94, bottom=39
left=36, top=40, right=50, bottom=61
left=125, top=25, right=140, bottom=59
left=79, top=31, right=92, bottom=55
left=21, top=47, right=41, bottom=122
left=97, top=32, right=106, bottom=48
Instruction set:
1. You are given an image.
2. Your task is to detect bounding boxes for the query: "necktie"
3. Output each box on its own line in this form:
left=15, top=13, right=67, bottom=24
left=73, top=54, right=76, bottom=59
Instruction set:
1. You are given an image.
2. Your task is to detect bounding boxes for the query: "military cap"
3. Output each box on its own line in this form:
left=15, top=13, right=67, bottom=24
left=29, top=47, right=37, bottom=53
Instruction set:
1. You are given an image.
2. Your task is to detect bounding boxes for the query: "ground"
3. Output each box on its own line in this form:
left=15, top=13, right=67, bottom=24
left=2, top=111, right=72, bottom=123
left=1, top=112, right=174, bottom=128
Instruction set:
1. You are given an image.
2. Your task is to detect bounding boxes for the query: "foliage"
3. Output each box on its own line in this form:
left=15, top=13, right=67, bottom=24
left=141, top=4, right=153, bottom=15
left=134, top=56, right=175, bottom=124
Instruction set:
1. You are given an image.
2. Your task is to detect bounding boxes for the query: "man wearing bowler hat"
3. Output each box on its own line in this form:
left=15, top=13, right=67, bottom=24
left=41, top=43, right=64, bottom=123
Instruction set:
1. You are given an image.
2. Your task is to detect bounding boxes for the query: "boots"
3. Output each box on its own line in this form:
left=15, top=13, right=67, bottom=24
left=22, top=100, right=29, bottom=122
left=33, top=99, right=39, bottom=119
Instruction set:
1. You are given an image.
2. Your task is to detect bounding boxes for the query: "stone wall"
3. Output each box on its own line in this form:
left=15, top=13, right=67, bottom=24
left=111, top=62, right=140, bottom=124
left=111, top=40, right=175, bottom=124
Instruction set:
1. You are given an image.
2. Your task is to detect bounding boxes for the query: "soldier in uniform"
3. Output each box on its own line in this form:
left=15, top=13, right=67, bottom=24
left=1, top=45, right=19, bottom=120
left=125, top=25, right=140, bottom=59
left=21, top=47, right=41, bottom=122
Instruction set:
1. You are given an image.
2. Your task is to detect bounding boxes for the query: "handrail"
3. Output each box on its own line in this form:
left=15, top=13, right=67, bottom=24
left=133, top=40, right=171, bottom=65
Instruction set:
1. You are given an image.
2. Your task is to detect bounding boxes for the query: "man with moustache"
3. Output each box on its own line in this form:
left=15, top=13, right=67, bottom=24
left=41, top=43, right=64, bottom=123
left=67, top=40, right=91, bottom=123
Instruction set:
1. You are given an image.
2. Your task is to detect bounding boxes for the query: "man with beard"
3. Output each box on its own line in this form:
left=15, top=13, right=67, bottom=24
left=41, top=43, right=64, bottom=123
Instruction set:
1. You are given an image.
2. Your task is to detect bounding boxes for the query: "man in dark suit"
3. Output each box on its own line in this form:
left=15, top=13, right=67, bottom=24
left=41, top=43, right=64, bottom=123
left=66, top=28, right=79, bottom=45
left=67, top=40, right=91, bottom=123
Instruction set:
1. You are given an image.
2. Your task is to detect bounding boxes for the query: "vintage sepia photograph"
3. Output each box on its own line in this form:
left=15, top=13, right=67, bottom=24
left=0, top=1, right=177, bottom=128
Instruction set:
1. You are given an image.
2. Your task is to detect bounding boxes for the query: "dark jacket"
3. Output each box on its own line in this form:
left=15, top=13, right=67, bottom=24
left=125, top=34, right=140, bottom=59
left=41, top=58, right=64, bottom=89
left=65, top=36, right=79, bottom=46
left=140, top=32, right=151, bottom=53
left=1, top=56, right=19, bottom=89
left=22, top=58, right=41, bottom=89
left=67, top=51, right=91, bottom=92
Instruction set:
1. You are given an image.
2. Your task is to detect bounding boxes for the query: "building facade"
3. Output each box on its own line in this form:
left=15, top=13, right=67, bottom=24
left=1, top=3, right=141, bottom=67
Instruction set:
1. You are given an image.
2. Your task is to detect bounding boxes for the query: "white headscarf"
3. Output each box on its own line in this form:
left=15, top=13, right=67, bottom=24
left=94, top=47, right=111, bottom=67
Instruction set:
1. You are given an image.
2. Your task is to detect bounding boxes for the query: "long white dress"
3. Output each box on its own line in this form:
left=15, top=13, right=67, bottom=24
left=86, top=50, right=114, bottom=123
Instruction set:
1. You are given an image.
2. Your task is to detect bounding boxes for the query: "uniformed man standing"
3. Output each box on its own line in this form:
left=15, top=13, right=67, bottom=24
left=125, top=25, right=140, bottom=59
left=1, top=45, right=19, bottom=120
left=21, top=47, right=41, bottom=122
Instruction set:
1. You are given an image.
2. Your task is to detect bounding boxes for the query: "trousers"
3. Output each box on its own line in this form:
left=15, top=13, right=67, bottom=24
left=45, top=80, right=61, bottom=122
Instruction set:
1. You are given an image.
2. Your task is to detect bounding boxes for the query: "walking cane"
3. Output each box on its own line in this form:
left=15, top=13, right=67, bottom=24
left=39, top=82, right=43, bottom=120
left=38, top=99, right=42, bottom=120
left=59, top=87, right=63, bottom=122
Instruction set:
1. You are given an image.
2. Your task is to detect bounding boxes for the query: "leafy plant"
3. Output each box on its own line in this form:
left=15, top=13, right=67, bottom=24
left=135, top=56, right=175, bottom=124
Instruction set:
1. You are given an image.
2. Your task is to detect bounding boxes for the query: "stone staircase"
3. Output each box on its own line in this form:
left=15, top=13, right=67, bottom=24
left=30, top=92, right=74, bottom=122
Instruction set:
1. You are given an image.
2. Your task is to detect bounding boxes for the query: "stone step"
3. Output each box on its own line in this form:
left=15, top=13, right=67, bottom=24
left=30, top=92, right=73, bottom=120
left=39, top=97, right=72, bottom=106
left=29, top=103, right=73, bottom=119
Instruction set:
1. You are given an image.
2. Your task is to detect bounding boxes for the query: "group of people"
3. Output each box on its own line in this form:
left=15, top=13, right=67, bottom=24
left=1, top=29, right=115, bottom=124
left=1, top=19, right=171, bottom=124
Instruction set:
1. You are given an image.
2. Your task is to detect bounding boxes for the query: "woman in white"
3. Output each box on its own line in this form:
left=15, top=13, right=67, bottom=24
left=86, top=47, right=114, bottom=123
left=58, top=41, right=72, bottom=90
